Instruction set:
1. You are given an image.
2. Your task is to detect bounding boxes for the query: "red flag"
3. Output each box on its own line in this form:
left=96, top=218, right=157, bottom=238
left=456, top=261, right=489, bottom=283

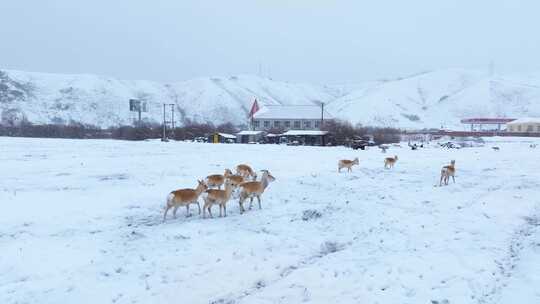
left=248, top=98, right=260, bottom=118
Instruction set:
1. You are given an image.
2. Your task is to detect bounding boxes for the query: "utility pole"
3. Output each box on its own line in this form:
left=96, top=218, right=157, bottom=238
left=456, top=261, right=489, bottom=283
left=162, top=104, right=168, bottom=142
left=320, top=102, right=325, bottom=130
left=169, top=103, right=175, bottom=138
left=162, top=103, right=175, bottom=141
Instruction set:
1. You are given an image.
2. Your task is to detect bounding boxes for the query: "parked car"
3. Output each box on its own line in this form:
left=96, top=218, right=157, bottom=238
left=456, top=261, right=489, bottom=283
left=350, top=138, right=376, bottom=150
left=440, top=142, right=461, bottom=149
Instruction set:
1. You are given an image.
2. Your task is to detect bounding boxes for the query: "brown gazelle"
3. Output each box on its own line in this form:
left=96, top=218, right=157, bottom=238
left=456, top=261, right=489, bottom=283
left=205, top=170, right=228, bottom=189
left=236, top=164, right=257, bottom=181
left=384, top=155, right=398, bottom=169
left=440, top=160, right=456, bottom=186
left=238, top=170, right=275, bottom=213
left=202, top=180, right=234, bottom=218
left=224, top=169, right=244, bottom=187
left=338, top=158, right=359, bottom=173
left=163, top=180, right=208, bottom=222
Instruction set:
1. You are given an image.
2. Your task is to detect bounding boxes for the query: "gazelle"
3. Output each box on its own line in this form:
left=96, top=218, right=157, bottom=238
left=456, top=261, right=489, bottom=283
left=338, top=158, right=359, bottom=173
left=440, top=160, right=456, bottom=186
left=236, top=164, right=257, bottom=181
left=205, top=170, right=228, bottom=189
left=224, top=169, right=245, bottom=187
left=384, top=155, right=398, bottom=169
left=202, top=180, right=234, bottom=218
left=163, top=180, right=208, bottom=222
left=238, top=170, right=275, bottom=213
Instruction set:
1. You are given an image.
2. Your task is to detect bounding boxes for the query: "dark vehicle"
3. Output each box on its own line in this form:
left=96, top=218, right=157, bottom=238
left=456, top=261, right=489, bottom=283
left=350, top=136, right=376, bottom=150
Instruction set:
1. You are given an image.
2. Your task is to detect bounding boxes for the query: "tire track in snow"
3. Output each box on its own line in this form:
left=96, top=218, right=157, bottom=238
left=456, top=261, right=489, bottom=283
left=477, top=205, right=540, bottom=304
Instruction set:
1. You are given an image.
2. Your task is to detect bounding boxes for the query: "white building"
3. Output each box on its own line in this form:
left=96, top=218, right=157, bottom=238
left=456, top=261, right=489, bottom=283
left=506, top=118, right=540, bottom=133
left=251, top=105, right=332, bottom=131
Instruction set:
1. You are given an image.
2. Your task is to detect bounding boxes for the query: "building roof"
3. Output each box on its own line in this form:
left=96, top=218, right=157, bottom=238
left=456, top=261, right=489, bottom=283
left=506, top=117, right=540, bottom=124
left=237, top=130, right=265, bottom=135
left=282, top=130, right=328, bottom=136
left=460, top=118, right=516, bottom=124
left=217, top=133, right=236, bottom=139
left=253, top=105, right=333, bottom=120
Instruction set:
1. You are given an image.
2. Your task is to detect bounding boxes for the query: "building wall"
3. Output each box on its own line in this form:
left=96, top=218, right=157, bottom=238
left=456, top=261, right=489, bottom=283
left=507, top=123, right=540, bottom=133
left=252, top=118, right=324, bottom=131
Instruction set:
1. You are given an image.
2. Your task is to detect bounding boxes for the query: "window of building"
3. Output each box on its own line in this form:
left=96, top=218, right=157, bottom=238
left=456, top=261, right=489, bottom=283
left=508, top=126, right=513, bottom=132
left=517, top=125, right=522, bottom=132
left=264, top=121, right=270, bottom=128
left=303, top=121, right=311, bottom=129
left=294, top=121, right=301, bottom=128
left=253, top=120, right=260, bottom=128
left=314, top=120, right=320, bottom=128
left=537, top=125, right=540, bottom=132
left=527, top=125, right=533, bottom=132
left=284, top=121, right=291, bottom=128
left=274, top=121, right=281, bottom=128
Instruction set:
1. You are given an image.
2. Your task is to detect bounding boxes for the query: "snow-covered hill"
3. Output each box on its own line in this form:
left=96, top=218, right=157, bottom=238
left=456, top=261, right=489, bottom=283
left=328, top=69, right=540, bottom=129
left=2, top=68, right=540, bottom=129
left=0, top=69, right=342, bottom=128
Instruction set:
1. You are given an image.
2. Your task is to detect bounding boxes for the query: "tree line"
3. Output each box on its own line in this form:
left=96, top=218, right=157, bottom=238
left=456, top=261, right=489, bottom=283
left=0, top=120, right=400, bottom=144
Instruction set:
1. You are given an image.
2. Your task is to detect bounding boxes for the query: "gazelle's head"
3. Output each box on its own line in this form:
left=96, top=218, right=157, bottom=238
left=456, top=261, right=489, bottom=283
left=450, top=160, right=455, bottom=165
left=394, top=155, right=398, bottom=160
left=353, top=157, right=359, bottom=165
left=224, top=169, right=233, bottom=177
left=261, top=170, right=276, bottom=183
left=197, top=179, right=208, bottom=192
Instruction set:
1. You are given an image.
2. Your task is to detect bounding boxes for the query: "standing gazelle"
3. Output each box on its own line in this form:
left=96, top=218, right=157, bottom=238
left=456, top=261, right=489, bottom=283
left=338, top=158, right=359, bottom=173
left=205, top=170, right=228, bottom=189
left=202, top=180, right=235, bottom=218
left=238, top=170, right=275, bottom=213
left=440, top=160, right=456, bottom=186
left=236, top=164, right=257, bottom=181
left=224, top=169, right=245, bottom=187
left=163, top=180, right=208, bottom=222
left=384, top=155, right=398, bottom=169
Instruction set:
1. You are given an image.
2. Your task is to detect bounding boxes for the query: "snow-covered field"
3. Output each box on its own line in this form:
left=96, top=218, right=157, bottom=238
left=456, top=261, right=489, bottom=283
left=1, top=137, right=540, bottom=304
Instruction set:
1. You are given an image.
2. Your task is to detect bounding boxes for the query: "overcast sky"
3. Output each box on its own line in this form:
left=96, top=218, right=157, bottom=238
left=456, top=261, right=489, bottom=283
left=1, top=0, right=539, bottom=83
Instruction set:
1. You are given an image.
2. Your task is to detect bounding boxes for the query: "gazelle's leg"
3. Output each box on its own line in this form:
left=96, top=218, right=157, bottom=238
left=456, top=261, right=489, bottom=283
left=224, top=204, right=227, bottom=217
left=197, top=201, right=201, bottom=214
left=163, top=206, right=170, bottom=222
left=239, top=196, right=245, bottom=214
left=257, top=195, right=262, bottom=209
left=452, top=175, right=455, bottom=183
left=219, top=204, right=223, bottom=217
left=173, top=206, right=179, bottom=218
left=186, top=205, right=190, bottom=217
left=249, top=197, right=254, bottom=210
left=208, top=205, right=213, bottom=218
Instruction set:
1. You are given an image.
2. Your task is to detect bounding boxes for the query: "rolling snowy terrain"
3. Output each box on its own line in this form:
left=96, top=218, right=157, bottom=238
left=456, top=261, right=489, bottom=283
left=328, top=69, right=540, bottom=129
left=2, top=68, right=540, bottom=129
left=0, top=69, right=343, bottom=128
left=2, top=137, right=540, bottom=303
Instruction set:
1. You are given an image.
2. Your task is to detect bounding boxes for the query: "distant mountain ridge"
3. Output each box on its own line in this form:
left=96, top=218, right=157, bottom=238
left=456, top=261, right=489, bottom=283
left=0, top=69, right=343, bottom=128
left=1, top=68, right=539, bottom=129
left=329, top=69, right=540, bottom=129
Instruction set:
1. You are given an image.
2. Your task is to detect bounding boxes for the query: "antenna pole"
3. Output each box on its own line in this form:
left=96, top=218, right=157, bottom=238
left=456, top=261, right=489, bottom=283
left=162, top=103, right=167, bottom=141
left=320, top=102, right=325, bottom=130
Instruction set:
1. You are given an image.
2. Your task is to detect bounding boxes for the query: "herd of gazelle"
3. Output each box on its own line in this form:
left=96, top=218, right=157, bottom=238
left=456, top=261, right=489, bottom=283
left=164, top=153, right=459, bottom=221
left=338, top=155, right=456, bottom=187
left=163, top=164, right=275, bottom=221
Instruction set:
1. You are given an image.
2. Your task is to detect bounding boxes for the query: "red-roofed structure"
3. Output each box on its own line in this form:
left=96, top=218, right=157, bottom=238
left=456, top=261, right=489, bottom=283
left=460, top=118, right=516, bottom=131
